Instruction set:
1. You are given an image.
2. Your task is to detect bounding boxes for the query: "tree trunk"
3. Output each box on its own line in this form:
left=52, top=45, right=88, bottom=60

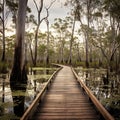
left=10, top=0, right=28, bottom=117
left=34, top=26, right=39, bottom=66
left=33, top=0, right=44, bottom=67
left=1, top=0, right=5, bottom=62
left=46, top=19, right=50, bottom=65
left=68, top=15, right=76, bottom=64
left=85, top=0, right=90, bottom=68
left=10, top=0, right=28, bottom=86
left=118, top=48, right=120, bottom=73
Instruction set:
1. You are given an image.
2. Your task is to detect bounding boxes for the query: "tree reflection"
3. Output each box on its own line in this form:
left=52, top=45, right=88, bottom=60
left=77, top=67, right=120, bottom=119
left=10, top=83, right=27, bottom=117
left=2, top=74, right=6, bottom=103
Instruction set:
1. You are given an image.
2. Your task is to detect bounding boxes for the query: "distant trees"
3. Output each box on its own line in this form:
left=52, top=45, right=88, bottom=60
left=0, top=0, right=30, bottom=64
left=0, top=0, right=119, bottom=73
left=103, top=0, right=120, bottom=72
left=88, top=0, right=120, bottom=73
left=32, top=0, right=44, bottom=67
left=31, top=0, right=56, bottom=66
left=65, top=0, right=120, bottom=72
left=52, top=17, right=73, bottom=63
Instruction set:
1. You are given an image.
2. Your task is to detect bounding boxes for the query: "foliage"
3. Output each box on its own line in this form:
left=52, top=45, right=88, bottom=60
left=0, top=114, right=20, bottom=120
left=0, top=62, right=8, bottom=73
left=74, top=61, right=86, bottom=67
left=31, top=67, right=57, bottom=71
left=103, top=0, right=120, bottom=21
left=3, top=0, right=30, bottom=27
left=0, top=102, right=20, bottom=119
left=102, top=95, right=120, bottom=119
left=11, top=90, right=27, bottom=97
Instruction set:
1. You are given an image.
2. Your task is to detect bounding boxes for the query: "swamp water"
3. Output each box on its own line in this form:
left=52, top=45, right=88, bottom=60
left=0, top=67, right=57, bottom=120
left=75, top=67, right=120, bottom=120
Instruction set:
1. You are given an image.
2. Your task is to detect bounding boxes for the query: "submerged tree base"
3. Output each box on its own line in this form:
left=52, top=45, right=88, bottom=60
left=10, top=65, right=28, bottom=117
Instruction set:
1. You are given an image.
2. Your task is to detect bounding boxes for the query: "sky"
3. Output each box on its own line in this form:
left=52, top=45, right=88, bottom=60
left=27, top=0, right=70, bottom=32
left=4, top=0, right=70, bottom=36
left=4, top=0, right=84, bottom=42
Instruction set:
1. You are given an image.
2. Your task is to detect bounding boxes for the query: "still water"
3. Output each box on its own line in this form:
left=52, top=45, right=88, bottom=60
left=0, top=67, right=57, bottom=119
left=75, top=67, right=120, bottom=120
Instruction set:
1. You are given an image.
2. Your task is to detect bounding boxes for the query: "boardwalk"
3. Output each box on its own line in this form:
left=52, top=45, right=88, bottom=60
left=31, top=66, right=99, bottom=120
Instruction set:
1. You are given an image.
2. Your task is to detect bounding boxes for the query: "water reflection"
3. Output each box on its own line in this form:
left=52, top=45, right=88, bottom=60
left=0, top=67, right=56, bottom=119
left=0, top=74, right=14, bottom=119
left=11, top=89, right=26, bottom=117
left=76, top=67, right=120, bottom=119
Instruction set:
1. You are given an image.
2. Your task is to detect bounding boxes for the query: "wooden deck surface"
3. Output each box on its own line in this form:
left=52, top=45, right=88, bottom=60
left=31, top=66, right=99, bottom=120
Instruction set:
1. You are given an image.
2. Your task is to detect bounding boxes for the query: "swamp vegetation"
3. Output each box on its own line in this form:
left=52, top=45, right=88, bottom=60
left=0, top=67, right=57, bottom=119
left=75, top=67, right=120, bottom=120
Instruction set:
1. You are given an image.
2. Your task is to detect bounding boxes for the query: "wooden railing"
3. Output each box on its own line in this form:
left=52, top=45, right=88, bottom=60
left=71, top=67, right=114, bottom=120
left=20, top=67, right=62, bottom=120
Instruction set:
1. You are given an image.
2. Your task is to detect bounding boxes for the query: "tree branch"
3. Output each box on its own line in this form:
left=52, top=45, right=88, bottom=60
left=93, top=43, right=109, bottom=62
left=0, top=29, right=3, bottom=34
left=47, top=0, right=56, bottom=10
left=0, top=16, right=3, bottom=23
left=39, top=0, right=43, bottom=13
left=33, top=0, right=39, bottom=12
left=110, top=43, right=120, bottom=61
left=41, top=0, right=56, bottom=24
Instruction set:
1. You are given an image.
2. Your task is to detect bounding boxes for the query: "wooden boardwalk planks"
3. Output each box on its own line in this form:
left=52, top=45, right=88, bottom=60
left=31, top=66, right=99, bottom=120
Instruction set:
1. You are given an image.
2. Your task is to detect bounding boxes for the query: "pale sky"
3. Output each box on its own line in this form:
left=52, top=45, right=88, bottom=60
left=5, top=0, right=70, bottom=36
left=28, top=0, right=70, bottom=32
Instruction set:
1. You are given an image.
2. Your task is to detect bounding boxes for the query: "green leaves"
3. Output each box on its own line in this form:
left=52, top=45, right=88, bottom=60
left=6, top=0, right=18, bottom=12
left=92, top=12, right=102, bottom=18
left=103, top=0, right=120, bottom=21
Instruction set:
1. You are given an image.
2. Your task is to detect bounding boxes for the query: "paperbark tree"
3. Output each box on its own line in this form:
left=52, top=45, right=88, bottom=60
left=10, top=0, right=28, bottom=86
left=45, top=0, right=56, bottom=65
left=0, top=0, right=5, bottom=62
left=67, top=9, right=77, bottom=64
left=33, top=0, right=56, bottom=66
left=32, top=0, right=44, bottom=66
left=10, top=0, right=28, bottom=117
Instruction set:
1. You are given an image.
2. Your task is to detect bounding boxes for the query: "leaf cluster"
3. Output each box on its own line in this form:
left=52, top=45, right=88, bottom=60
left=103, top=0, right=120, bottom=21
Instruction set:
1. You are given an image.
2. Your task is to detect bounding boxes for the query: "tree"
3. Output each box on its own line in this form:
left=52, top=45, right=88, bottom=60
left=10, top=0, right=28, bottom=116
left=32, top=0, right=44, bottom=66
left=67, top=9, right=76, bottom=64
left=66, top=0, right=102, bottom=67
left=32, top=0, right=56, bottom=66
left=103, top=0, right=120, bottom=72
left=6, top=0, right=18, bottom=26
left=0, top=0, right=5, bottom=62
left=90, top=0, right=120, bottom=73
left=10, top=0, right=28, bottom=84
left=52, top=17, right=72, bottom=63
left=45, top=0, right=56, bottom=65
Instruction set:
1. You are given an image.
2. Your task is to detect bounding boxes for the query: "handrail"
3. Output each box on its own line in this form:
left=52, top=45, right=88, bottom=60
left=20, top=67, right=62, bottom=120
left=71, top=67, right=114, bottom=120
left=51, top=63, right=65, bottom=67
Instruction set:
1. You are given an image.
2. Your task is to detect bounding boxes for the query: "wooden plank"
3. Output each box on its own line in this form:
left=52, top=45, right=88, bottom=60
left=31, top=66, right=99, bottom=120
left=33, top=115, right=99, bottom=120
left=20, top=67, right=63, bottom=120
